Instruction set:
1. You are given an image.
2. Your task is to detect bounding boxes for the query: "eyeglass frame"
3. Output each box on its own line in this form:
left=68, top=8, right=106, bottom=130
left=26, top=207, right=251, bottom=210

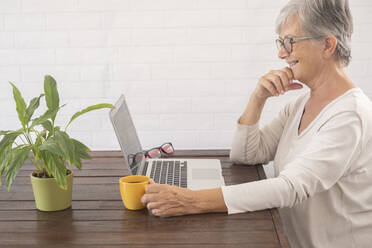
left=127, top=142, right=174, bottom=168
left=275, top=36, right=320, bottom=54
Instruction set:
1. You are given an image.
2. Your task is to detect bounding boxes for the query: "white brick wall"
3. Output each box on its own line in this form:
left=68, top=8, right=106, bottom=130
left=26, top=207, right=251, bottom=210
left=1, top=0, right=372, bottom=161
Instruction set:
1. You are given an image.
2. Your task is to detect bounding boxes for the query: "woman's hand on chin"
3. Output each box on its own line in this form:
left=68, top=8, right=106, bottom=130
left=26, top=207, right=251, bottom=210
left=253, top=67, right=303, bottom=100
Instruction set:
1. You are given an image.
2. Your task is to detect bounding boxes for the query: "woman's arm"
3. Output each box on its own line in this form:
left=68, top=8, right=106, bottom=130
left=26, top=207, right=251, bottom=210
left=141, top=182, right=227, bottom=217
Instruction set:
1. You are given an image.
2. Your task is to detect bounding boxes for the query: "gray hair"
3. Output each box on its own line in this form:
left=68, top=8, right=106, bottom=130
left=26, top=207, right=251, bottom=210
left=276, top=0, right=353, bottom=66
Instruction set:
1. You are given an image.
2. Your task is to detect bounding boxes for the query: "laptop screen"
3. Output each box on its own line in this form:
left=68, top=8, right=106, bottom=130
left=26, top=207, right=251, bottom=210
left=109, top=95, right=144, bottom=173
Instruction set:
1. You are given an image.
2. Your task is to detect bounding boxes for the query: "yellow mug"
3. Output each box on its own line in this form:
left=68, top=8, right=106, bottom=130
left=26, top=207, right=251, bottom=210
left=119, top=175, right=150, bottom=210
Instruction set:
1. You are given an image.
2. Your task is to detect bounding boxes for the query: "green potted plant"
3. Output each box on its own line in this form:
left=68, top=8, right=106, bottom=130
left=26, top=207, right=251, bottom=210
left=0, top=75, right=114, bottom=211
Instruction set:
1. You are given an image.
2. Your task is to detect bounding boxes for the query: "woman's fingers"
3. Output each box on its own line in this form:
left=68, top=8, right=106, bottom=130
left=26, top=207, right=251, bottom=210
left=287, top=82, right=303, bottom=91
left=265, top=73, right=284, bottom=94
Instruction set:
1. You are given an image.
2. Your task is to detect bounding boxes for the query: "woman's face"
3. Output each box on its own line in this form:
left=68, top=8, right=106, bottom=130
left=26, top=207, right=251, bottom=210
left=278, top=15, right=324, bottom=84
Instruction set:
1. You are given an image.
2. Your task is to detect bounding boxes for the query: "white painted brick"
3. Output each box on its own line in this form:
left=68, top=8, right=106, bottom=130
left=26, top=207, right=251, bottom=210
left=353, top=25, right=372, bottom=43
left=0, top=49, right=54, bottom=65
left=126, top=97, right=151, bottom=114
left=352, top=7, right=372, bottom=24
left=92, top=130, right=120, bottom=150
left=167, top=80, right=225, bottom=97
left=112, top=64, right=151, bottom=81
left=22, top=0, right=75, bottom=12
left=131, top=114, right=160, bottom=131
left=21, top=65, right=80, bottom=82
left=56, top=48, right=116, bottom=64
left=108, top=30, right=132, bottom=46
left=159, top=113, right=213, bottom=131
left=104, top=12, right=164, bottom=28
left=345, top=60, right=369, bottom=78
left=225, top=79, right=257, bottom=97
left=197, top=0, right=246, bottom=9
left=132, top=28, right=187, bottom=45
left=0, top=114, right=19, bottom=130
left=197, top=131, right=233, bottom=149
left=131, top=0, right=196, bottom=10
left=0, top=98, right=17, bottom=115
left=125, top=81, right=168, bottom=97
left=174, top=45, right=230, bottom=62
left=70, top=31, right=108, bottom=47
left=15, top=31, right=69, bottom=48
left=351, top=43, right=372, bottom=60
left=241, top=27, right=277, bottom=45
left=188, top=28, right=243, bottom=44
left=118, top=46, right=173, bottom=63
left=59, top=81, right=104, bottom=99
left=211, top=61, right=284, bottom=79
left=220, top=10, right=279, bottom=27
left=149, top=98, right=191, bottom=114
left=214, top=113, right=241, bottom=130
left=0, top=17, right=4, bottom=31
left=61, top=114, right=103, bottom=132
left=4, top=14, right=45, bottom=31
left=77, top=0, right=130, bottom=11
left=138, top=131, right=198, bottom=149
left=164, top=10, right=221, bottom=27
left=81, top=65, right=112, bottom=81
left=0, top=0, right=21, bottom=13
left=230, top=44, right=278, bottom=62
left=191, top=96, right=247, bottom=113
left=0, top=66, right=20, bottom=84
left=246, top=0, right=287, bottom=9
left=151, top=63, right=210, bottom=79
left=0, top=32, right=14, bottom=48
left=47, top=14, right=102, bottom=30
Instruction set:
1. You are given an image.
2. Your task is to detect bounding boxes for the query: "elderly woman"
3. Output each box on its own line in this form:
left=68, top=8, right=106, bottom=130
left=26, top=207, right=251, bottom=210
left=141, top=0, right=372, bottom=247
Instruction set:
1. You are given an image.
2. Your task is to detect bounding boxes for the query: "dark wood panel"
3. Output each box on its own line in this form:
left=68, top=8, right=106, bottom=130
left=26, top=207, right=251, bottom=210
left=0, top=231, right=279, bottom=246
left=0, top=209, right=271, bottom=221
left=0, top=150, right=288, bottom=248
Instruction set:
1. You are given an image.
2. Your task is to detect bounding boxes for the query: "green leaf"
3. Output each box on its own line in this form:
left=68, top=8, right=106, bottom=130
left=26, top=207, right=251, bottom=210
left=5, top=145, right=32, bottom=191
left=0, top=131, right=22, bottom=155
left=54, top=131, right=74, bottom=165
left=66, top=103, right=114, bottom=130
left=44, top=152, right=67, bottom=190
left=41, top=120, right=53, bottom=133
left=44, top=75, right=60, bottom=122
left=30, top=108, right=59, bottom=128
left=39, top=138, right=64, bottom=157
left=25, top=94, right=45, bottom=124
left=0, top=130, right=11, bottom=136
left=72, top=139, right=91, bottom=160
left=71, top=139, right=91, bottom=170
left=9, top=82, right=27, bottom=127
left=0, top=145, right=12, bottom=187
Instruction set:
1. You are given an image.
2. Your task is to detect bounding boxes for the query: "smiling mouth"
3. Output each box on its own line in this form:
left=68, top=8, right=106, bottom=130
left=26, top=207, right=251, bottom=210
left=288, top=60, right=299, bottom=68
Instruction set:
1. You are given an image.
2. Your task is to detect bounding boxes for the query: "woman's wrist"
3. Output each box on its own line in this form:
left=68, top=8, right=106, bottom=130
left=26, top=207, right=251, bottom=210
left=191, top=188, right=227, bottom=214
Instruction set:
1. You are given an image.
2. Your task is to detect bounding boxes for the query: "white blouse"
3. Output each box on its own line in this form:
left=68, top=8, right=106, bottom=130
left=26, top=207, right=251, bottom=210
left=222, top=88, right=372, bottom=248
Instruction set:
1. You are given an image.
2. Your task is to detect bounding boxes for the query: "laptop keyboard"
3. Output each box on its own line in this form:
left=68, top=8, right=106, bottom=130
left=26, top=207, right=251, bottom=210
left=142, top=160, right=187, bottom=188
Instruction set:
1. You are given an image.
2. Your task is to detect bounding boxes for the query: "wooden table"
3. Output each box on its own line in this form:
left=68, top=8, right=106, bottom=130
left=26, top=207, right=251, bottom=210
left=0, top=150, right=289, bottom=248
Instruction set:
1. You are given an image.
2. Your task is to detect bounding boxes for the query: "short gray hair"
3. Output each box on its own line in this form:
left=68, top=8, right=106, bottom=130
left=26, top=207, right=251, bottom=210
left=276, top=0, right=353, bottom=66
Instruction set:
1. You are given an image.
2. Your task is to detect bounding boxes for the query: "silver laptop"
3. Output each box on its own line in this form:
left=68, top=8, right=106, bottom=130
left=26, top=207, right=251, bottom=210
left=109, top=95, right=225, bottom=190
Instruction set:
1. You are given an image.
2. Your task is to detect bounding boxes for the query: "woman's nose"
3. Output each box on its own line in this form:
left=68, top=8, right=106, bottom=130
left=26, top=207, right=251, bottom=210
left=278, top=45, right=289, bottom=59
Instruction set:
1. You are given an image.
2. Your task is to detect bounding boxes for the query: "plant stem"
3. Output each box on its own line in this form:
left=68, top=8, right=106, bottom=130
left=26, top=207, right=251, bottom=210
left=28, top=156, right=42, bottom=171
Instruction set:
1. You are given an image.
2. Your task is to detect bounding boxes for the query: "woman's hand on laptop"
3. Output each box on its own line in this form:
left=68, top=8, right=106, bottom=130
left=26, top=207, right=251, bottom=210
left=141, top=180, right=227, bottom=217
left=141, top=180, right=199, bottom=217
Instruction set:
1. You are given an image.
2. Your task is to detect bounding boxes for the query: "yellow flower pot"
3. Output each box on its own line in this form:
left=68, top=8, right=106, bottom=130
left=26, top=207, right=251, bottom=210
left=30, top=170, right=74, bottom=211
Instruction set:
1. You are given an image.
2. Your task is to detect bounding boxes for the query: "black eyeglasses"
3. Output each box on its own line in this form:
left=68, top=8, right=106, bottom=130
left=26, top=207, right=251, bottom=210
left=275, top=36, right=316, bottom=54
left=127, top=142, right=174, bottom=167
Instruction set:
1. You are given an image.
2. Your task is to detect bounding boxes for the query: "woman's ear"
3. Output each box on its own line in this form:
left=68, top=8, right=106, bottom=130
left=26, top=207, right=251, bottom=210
left=322, top=35, right=338, bottom=60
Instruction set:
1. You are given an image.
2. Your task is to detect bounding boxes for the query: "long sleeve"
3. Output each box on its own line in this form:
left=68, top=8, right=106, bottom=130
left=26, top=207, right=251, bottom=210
left=222, top=111, right=362, bottom=214
left=229, top=100, right=294, bottom=165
